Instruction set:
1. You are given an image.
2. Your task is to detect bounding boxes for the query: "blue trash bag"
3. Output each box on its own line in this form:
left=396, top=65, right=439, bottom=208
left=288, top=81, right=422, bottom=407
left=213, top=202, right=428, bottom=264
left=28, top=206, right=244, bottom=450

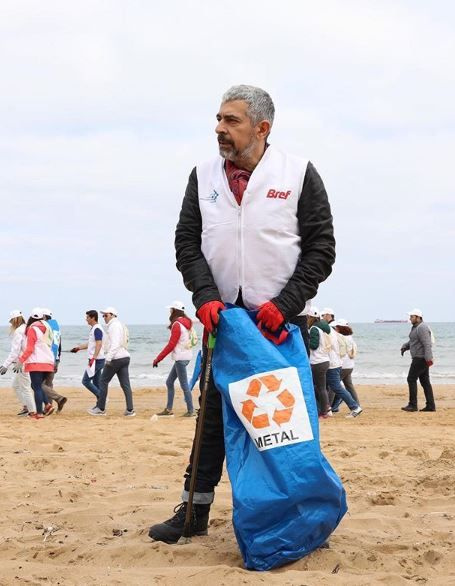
left=212, top=306, right=347, bottom=571
left=189, top=350, right=202, bottom=390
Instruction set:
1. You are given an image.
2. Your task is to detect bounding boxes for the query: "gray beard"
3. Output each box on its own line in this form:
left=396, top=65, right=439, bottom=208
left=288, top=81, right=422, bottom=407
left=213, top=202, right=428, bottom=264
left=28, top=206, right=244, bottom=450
left=219, top=139, right=256, bottom=165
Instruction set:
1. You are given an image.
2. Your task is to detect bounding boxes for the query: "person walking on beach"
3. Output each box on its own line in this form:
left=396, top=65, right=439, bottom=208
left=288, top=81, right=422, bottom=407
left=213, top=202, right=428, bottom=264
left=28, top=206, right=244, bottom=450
left=307, top=307, right=332, bottom=417
left=71, top=310, right=105, bottom=403
left=88, top=307, right=135, bottom=417
left=18, top=308, right=55, bottom=419
left=0, top=310, right=37, bottom=416
left=331, top=319, right=360, bottom=410
left=153, top=301, right=196, bottom=417
left=148, top=84, right=336, bottom=544
left=42, top=309, right=67, bottom=413
left=401, top=309, right=436, bottom=412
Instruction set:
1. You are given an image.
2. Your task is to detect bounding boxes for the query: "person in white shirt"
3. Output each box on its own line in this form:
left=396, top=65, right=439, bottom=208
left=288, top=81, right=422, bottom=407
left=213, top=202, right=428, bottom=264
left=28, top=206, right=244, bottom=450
left=333, top=319, right=359, bottom=407
left=87, top=307, right=135, bottom=416
left=0, top=310, right=36, bottom=416
left=71, top=310, right=106, bottom=401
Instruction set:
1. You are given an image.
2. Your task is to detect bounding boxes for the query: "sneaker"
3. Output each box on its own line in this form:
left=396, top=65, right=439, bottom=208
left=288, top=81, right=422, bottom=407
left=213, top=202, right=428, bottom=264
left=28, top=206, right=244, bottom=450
left=419, top=406, right=436, bottom=412
left=182, top=411, right=196, bottom=417
left=322, top=409, right=333, bottom=419
left=87, top=406, right=106, bottom=416
left=17, top=406, right=29, bottom=416
left=401, top=405, right=418, bottom=412
left=56, top=397, right=67, bottom=413
left=124, top=409, right=136, bottom=417
left=156, top=408, right=174, bottom=417
left=44, top=404, right=54, bottom=416
left=148, top=502, right=210, bottom=544
left=29, top=413, right=44, bottom=420
left=346, top=406, right=363, bottom=418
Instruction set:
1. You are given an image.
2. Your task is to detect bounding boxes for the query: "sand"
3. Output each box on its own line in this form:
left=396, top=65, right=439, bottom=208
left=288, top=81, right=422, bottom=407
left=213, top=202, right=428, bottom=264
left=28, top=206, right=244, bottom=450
left=0, top=383, right=454, bottom=585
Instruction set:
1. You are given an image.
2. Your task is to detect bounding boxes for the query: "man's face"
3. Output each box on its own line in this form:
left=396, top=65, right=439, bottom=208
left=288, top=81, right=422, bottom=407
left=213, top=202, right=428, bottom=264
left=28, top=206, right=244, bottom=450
left=215, top=100, right=259, bottom=162
left=322, top=314, right=333, bottom=322
left=410, top=314, right=421, bottom=325
left=102, top=313, right=113, bottom=324
left=86, top=315, right=95, bottom=326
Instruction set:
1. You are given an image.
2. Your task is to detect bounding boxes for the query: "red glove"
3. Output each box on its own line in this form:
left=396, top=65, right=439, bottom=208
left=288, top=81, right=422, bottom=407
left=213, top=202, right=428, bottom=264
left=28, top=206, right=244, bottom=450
left=153, top=359, right=159, bottom=368
left=426, top=360, right=433, bottom=367
left=88, top=358, right=95, bottom=368
left=257, top=320, right=289, bottom=345
left=196, top=301, right=225, bottom=333
left=256, top=301, right=285, bottom=332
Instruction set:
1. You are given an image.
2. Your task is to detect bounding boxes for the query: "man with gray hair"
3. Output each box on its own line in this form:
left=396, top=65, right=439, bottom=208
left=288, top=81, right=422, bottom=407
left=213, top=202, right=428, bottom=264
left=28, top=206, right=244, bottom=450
left=148, top=85, right=336, bottom=543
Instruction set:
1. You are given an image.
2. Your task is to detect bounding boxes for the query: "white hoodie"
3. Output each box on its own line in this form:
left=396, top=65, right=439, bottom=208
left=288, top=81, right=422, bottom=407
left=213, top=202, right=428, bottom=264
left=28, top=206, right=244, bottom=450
left=2, top=324, right=27, bottom=369
left=104, top=318, right=129, bottom=361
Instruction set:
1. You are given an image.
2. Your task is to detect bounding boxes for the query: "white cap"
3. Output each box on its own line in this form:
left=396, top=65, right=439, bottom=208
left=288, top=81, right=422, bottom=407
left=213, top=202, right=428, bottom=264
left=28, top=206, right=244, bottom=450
left=334, top=318, right=349, bottom=327
left=9, top=309, right=23, bottom=320
left=42, top=307, right=52, bottom=317
left=166, top=300, right=185, bottom=311
left=408, top=308, right=423, bottom=318
left=307, top=307, right=320, bottom=318
left=321, top=307, right=335, bottom=316
left=101, top=306, right=118, bottom=316
left=31, top=307, right=44, bottom=319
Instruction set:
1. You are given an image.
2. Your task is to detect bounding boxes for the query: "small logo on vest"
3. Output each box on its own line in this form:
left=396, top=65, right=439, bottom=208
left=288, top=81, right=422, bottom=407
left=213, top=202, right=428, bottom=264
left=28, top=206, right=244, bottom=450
left=266, top=189, right=291, bottom=200
left=201, top=189, right=219, bottom=203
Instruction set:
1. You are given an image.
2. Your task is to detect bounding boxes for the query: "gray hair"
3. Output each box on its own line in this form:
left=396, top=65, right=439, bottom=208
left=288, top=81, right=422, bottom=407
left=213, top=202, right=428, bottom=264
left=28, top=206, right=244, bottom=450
left=221, top=85, right=275, bottom=127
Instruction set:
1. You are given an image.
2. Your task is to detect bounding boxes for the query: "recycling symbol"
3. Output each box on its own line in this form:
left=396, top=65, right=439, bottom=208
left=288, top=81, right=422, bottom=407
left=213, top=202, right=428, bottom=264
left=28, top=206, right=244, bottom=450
left=241, top=374, right=295, bottom=429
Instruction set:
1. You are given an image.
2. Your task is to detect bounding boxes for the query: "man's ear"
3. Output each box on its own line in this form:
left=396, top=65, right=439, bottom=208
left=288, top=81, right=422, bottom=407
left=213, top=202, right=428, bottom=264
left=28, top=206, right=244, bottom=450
left=256, top=120, right=271, bottom=140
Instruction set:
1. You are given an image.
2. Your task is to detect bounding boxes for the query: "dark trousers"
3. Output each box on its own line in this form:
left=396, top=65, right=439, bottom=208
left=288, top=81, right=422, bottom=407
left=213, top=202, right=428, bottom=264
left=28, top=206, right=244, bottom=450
left=42, top=371, right=65, bottom=402
left=311, top=361, right=330, bottom=414
left=407, top=357, right=435, bottom=409
left=97, top=357, right=133, bottom=411
left=29, top=371, right=50, bottom=415
left=183, top=351, right=225, bottom=504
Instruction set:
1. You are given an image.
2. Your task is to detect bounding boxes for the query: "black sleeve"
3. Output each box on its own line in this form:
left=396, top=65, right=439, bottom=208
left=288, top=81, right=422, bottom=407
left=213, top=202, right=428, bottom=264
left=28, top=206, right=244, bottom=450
left=174, top=168, right=222, bottom=310
left=272, top=162, right=336, bottom=320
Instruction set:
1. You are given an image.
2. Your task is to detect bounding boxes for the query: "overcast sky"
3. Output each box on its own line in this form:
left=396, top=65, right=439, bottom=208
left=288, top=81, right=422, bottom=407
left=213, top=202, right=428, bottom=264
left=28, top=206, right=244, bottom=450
left=1, top=0, right=454, bottom=324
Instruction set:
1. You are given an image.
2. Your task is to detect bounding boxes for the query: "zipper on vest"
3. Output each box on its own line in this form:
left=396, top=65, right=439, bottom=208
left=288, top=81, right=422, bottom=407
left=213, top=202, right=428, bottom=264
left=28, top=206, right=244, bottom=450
left=237, top=205, right=243, bottom=294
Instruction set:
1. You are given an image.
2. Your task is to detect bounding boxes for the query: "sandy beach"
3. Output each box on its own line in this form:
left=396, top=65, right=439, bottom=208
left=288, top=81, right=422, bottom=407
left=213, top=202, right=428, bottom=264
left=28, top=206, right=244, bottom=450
left=0, top=384, right=454, bottom=585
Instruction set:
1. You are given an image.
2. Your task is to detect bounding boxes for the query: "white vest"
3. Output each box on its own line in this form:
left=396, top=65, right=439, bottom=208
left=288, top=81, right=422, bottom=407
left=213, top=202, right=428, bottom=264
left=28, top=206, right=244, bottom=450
left=197, top=145, right=308, bottom=310
left=328, top=328, right=342, bottom=369
left=171, top=322, right=192, bottom=362
left=88, top=324, right=105, bottom=360
left=309, top=325, right=330, bottom=365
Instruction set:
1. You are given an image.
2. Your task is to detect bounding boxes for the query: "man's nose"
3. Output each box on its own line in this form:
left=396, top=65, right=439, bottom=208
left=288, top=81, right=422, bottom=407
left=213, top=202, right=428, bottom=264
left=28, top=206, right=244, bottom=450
left=215, top=119, right=226, bottom=134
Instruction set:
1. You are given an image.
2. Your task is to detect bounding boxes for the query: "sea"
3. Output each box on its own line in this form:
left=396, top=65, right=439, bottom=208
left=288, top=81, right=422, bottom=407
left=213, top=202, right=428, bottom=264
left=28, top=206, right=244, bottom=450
left=0, top=322, right=453, bottom=388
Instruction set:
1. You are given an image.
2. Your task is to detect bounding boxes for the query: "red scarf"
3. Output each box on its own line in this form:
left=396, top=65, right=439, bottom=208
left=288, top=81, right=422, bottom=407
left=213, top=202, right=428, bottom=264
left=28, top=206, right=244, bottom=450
left=225, top=160, right=252, bottom=205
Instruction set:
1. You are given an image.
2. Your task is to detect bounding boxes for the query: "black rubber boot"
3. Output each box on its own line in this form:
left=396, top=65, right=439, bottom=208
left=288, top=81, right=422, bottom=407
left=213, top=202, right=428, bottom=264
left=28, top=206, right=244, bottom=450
left=148, top=502, right=210, bottom=544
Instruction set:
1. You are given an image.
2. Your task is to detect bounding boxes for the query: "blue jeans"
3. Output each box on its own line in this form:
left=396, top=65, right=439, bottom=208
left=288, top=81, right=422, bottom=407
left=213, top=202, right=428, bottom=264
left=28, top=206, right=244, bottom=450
left=82, top=359, right=106, bottom=398
left=29, top=371, right=50, bottom=415
left=326, top=367, right=358, bottom=410
left=166, top=360, right=193, bottom=412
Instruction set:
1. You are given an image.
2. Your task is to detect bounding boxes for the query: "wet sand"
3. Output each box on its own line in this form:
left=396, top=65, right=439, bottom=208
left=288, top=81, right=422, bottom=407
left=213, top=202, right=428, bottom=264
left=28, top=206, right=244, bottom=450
left=0, top=384, right=454, bottom=585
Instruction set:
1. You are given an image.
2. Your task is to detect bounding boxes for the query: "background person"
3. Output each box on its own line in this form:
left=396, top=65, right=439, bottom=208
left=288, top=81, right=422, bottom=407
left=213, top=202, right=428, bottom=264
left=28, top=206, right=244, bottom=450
left=331, top=319, right=359, bottom=410
left=0, top=310, right=36, bottom=416
left=71, top=310, right=105, bottom=403
left=88, top=307, right=135, bottom=417
left=18, top=308, right=55, bottom=419
left=42, top=308, right=67, bottom=413
left=153, top=301, right=195, bottom=417
left=401, top=309, right=436, bottom=412
left=307, top=307, right=332, bottom=417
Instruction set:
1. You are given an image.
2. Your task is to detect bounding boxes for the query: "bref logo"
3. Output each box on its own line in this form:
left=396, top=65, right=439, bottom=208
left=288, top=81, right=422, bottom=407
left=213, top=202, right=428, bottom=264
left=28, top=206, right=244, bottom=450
left=228, top=367, right=313, bottom=451
left=267, top=188, right=291, bottom=200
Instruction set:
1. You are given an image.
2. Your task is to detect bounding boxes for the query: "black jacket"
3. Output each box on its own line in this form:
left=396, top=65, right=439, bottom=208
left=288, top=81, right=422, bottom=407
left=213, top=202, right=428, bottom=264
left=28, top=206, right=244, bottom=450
left=175, top=160, right=336, bottom=320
